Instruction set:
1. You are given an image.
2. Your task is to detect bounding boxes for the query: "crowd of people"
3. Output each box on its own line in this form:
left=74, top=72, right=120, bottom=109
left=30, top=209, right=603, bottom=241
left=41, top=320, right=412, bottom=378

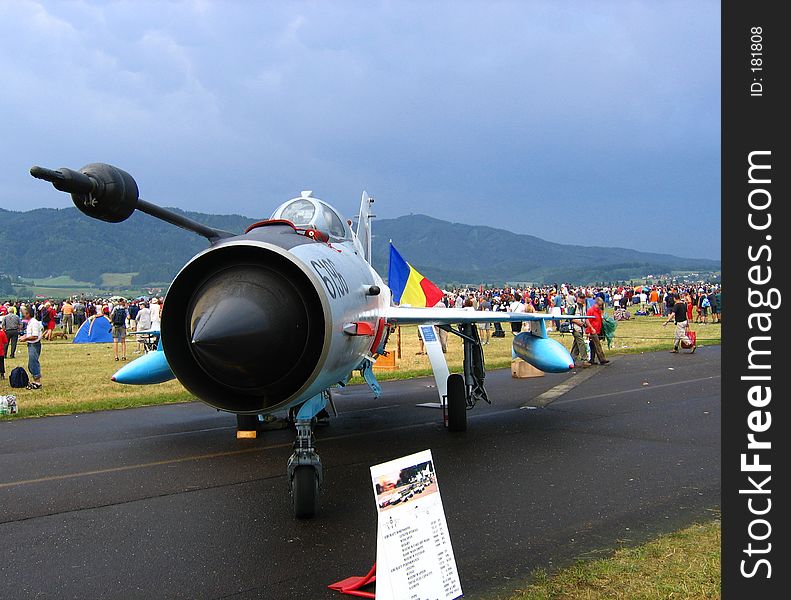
left=1, top=296, right=164, bottom=389
left=2, top=281, right=719, bottom=388
left=437, top=283, right=721, bottom=321
left=424, top=282, right=721, bottom=365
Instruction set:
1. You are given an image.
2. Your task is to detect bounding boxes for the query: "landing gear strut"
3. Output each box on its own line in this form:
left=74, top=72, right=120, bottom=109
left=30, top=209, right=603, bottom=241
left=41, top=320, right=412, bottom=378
left=286, top=391, right=329, bottom=518
left=288, top=419, right=322, bottom=518
left=458, top=323, right=488, bottom=408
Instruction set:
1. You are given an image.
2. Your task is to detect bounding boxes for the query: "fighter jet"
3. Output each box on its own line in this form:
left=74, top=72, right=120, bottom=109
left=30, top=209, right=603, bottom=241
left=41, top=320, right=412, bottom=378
left=30, top=162, right=584, bottom=518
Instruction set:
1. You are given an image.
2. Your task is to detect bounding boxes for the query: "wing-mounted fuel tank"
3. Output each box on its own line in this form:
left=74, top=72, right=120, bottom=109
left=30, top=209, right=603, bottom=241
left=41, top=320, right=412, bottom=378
left=512, top=329, right=575, bottom=373
left=513, top=320, right=574, bottom=373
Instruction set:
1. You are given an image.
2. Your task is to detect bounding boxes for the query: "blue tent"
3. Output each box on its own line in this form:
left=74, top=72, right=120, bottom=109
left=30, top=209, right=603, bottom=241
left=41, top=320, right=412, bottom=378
left=72, top=315, right=114, bottom=344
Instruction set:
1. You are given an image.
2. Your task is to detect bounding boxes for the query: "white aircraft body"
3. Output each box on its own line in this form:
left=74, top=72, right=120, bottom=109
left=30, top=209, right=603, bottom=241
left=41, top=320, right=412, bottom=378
left=31, top=162, right=584, bottom=517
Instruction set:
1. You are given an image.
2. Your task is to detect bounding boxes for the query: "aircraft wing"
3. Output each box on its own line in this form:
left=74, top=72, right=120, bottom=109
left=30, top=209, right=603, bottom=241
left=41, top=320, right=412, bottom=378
left=385, top=306, right=587, bottom=325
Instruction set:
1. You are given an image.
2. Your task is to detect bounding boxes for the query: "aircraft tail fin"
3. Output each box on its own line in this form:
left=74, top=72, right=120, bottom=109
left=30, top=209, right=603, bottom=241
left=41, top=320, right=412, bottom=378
left=355, top=191, right=375, bottom=263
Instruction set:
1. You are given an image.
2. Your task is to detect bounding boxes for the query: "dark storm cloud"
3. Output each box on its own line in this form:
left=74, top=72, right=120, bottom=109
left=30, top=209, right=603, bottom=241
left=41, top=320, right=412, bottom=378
left=0, top=0, right=720, bottom=258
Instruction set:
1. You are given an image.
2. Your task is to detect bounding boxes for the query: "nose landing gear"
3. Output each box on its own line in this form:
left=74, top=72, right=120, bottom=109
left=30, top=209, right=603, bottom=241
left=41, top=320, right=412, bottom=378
left=288, top=419, right=323, bottom=518
left=286, top=391, right=330, bottom=518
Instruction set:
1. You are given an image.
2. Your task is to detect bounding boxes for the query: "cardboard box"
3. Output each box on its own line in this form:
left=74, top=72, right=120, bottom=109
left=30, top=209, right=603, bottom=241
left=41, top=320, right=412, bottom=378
left=511, top=359, right=544, bottom=379
left=373, top=352, right=397, bottom=371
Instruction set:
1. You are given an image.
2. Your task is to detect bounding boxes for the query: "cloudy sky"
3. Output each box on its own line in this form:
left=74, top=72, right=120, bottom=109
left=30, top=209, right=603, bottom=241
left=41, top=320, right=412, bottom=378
left=0, top=1, right=720, bottom=258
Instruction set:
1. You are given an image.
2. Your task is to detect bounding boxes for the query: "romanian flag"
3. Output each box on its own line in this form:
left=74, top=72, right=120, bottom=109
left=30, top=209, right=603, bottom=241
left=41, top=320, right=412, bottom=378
left=388, top=243, right=444, bottom=307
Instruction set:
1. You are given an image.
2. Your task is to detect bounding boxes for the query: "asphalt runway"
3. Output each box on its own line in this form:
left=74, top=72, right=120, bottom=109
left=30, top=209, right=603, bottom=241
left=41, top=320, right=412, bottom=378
left=0, top=346, right=720, bottom=599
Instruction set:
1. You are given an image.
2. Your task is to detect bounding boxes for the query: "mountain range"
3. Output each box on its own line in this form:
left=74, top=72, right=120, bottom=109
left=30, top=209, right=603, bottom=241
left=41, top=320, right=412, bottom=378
left=0, top=207, right=719, bottom=288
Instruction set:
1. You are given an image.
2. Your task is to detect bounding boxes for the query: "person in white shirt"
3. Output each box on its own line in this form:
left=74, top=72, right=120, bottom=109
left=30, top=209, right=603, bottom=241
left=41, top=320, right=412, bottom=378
left=150, top=297, right=161, bottom=330
left=19, top=306, right=44, bottom=388
left=135, top=303, right=152, bottom=354
left=508, top=295, right=526, bottom=334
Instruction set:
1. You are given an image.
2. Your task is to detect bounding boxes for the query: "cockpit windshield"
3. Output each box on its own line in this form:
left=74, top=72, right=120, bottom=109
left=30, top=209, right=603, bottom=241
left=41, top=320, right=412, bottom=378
left=271, top=193, right=352, bottom=242
left=279, top=199, right=316, bottom=227
left=323, top=204, right=346, bottom=238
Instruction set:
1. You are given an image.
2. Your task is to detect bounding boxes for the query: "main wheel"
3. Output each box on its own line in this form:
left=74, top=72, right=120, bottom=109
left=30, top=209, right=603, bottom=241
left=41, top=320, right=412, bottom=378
left=446, top=373, right=467, bottom=432
left=292, top=466, right=319, bottom=518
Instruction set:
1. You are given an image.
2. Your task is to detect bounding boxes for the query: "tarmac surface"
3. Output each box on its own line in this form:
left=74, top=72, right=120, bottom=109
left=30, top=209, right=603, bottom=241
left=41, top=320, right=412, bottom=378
left=0, top=346, right=720, bottom=599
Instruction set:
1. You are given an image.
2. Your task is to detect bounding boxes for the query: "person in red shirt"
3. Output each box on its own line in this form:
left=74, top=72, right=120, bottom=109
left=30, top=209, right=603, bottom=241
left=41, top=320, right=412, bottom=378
left=586, top=296, right=610, bottom=365
left=47, top=305, right=58, bottom=335
left=41, top=302, right=57, bottom=341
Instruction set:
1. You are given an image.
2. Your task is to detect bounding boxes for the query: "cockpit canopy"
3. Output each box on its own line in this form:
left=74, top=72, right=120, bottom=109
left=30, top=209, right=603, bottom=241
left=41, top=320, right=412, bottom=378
left=270, top=192, right=353, bottom=242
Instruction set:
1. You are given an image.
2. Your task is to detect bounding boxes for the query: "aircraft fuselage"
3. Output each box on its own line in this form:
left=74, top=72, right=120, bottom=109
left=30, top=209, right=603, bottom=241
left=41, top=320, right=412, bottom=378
left=161, top=221, right=390, bottom=415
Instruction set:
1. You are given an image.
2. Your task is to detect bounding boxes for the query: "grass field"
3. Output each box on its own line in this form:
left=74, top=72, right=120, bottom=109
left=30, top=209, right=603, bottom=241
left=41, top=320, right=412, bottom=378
left=99, top=272, right=138, bottom=288
left=381, top=310, right=721, bottom=378
left=9, top=272, right=142, bottom=298
left=507, top=520, right=721, bottom=600
left=15, top=275, right=96, bottom=288
left=1, top=307, right=720, bottom=419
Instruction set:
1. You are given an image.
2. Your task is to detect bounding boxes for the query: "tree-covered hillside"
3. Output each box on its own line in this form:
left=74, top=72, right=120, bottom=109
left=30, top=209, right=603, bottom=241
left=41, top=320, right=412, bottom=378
left=0, top=208, right=719, bottom=287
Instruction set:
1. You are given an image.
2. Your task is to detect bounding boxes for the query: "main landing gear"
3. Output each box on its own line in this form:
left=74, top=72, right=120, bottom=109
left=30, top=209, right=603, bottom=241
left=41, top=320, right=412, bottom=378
left=440, top=323, right=489, bottom=433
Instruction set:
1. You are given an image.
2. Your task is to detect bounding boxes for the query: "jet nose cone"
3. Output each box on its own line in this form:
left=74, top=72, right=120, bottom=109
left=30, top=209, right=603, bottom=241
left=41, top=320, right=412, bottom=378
left=188, top=265, right=312, bottom=390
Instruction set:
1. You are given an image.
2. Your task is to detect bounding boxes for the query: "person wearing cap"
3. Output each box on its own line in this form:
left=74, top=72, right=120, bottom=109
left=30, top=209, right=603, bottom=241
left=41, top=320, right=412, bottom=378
left=150, top=297, right=161, bottom=331
left=134, top=302, right=152, bottom=354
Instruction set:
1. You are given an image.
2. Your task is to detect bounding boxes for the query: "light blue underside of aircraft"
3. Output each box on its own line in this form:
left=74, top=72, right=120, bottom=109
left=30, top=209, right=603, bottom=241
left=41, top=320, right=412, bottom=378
left=112, top=314, right=580, bottom=390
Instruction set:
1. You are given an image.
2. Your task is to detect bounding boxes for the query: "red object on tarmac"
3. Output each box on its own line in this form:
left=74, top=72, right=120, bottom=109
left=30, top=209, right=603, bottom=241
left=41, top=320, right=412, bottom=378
left=328, top=563, right=376, bottom=598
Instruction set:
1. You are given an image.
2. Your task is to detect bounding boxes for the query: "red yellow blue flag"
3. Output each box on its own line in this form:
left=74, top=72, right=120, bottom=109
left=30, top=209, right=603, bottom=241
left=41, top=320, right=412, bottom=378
left=388, top=242, right=444, bottom=307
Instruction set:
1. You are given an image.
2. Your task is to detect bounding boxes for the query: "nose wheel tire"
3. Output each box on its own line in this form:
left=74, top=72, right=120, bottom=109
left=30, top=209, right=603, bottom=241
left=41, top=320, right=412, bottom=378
left=292, top=466, right=320, bottom=518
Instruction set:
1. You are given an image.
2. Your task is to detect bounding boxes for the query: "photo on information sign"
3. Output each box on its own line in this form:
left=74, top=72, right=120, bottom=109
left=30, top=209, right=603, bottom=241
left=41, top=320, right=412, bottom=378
left=374, top=459, right=439, bottom=513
